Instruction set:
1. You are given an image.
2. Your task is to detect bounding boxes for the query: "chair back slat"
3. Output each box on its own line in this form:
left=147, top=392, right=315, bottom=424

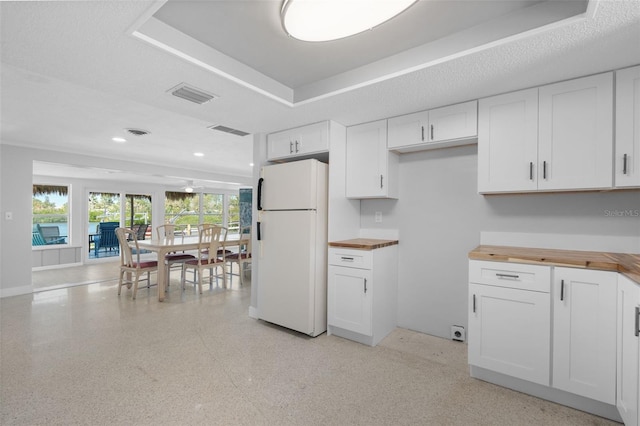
left=115, top=227, right=141, bottom=268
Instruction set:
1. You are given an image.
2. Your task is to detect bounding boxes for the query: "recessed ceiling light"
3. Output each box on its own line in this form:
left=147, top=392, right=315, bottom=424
left=250, top=163, right=254, bottom=167
left=112, top=137, right=126, bottom=143
left=281, top=0, right=417, bottom=42
left=194, top=152, right=204, bottom=157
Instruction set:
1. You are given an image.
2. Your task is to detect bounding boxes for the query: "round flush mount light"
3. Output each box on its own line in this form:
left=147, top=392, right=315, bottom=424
left=281, top=0, right=417, bottom=42
left=193, top=152, right=204, bottom=157
left=112, top=137, right=127, bottom=143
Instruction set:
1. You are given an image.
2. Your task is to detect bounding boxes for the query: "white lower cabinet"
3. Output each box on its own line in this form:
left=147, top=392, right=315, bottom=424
left=468, top=261, right=551, bottom=385
left=617, top=274, right=640, bottom=426
left=552, top=267, right=618, bottom=404
left=328, top=245, right=397, bottom=346
left=469, top=260, right=628, bottom=421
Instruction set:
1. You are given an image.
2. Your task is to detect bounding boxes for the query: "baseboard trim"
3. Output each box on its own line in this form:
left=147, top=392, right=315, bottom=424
left=1, top=284, right=33, bottom=298
left=470, top=365, right=622, bottom=422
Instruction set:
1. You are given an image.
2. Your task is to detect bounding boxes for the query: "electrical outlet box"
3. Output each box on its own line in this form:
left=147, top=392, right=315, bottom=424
left=451, top=325, right=465, bottom=342
left=374, top=211, right=382, bottom=223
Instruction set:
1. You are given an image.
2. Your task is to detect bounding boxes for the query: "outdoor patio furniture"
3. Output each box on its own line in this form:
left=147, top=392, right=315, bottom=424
left=34, top=224, right=67, bottom=245
left=94, top=222, right=120, bottom=256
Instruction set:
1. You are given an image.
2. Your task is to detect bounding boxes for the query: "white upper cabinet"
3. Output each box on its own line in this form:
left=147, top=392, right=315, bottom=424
left=615, top=65, right=640, bottom=188
left=538, top=72, right=613, bottom=191
left=428, top=100, right=478, bottom=143
left=267, top=121, right=329, bottom=160
left=346, top=120, right=399, bottom=199
left=388, top=101, right=477, bottom=152
left=387, top=110, right=429, bottom=150
left=478, top=88, right=539, bottom=193
left=478, top=72, right=614, bottom=193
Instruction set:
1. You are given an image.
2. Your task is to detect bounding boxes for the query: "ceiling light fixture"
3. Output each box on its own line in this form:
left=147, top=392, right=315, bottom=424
left=112, top=137, right=126, bottom=143
left=184, top=180, right=195, bottom=193
left=194, top=152, right=204, bottom=157
left=281, top=0, right=417, bottom=42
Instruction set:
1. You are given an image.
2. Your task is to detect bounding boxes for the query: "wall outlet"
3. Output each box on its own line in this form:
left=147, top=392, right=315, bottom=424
left=5, top=212, right=12, bottom=220
left=451, top=325, right=465, bottom=342
left=374, top=211, right=382, bottom=223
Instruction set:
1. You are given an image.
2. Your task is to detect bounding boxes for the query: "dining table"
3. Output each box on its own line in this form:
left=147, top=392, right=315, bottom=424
left=135, top=233, right=242, bottom=301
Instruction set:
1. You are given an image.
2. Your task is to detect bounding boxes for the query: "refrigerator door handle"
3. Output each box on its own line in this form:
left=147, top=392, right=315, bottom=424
left=257, top=222, right=262, bottom=241
left=257, top=178, right=264, bottom=210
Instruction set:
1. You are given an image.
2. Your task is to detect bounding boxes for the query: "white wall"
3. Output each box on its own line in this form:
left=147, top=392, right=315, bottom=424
left=0, top=144, right=251, bottom=298
left=361, top=144, right=640, bottom=339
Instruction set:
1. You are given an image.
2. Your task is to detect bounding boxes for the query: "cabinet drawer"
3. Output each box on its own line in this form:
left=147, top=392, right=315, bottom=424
left=469, top=260, right=551, bottom=293
left=329, top=248, right=372, bottom=269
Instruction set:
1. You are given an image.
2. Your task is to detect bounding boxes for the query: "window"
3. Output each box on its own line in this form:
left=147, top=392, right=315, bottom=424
left=32, top=185, right=69, bottom=246
left=164, top=191, right=239, bottom=235
left=164, top=192, right=199, bottom=235
left=228, top=194, right=239, bottom=235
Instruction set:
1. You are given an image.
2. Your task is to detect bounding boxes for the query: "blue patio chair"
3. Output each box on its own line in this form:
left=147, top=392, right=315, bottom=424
left=32, top=232, right=47, bottom=246
left=35, top=224, right=67, bottom=244
left=94, top=222, right=120, bottom=257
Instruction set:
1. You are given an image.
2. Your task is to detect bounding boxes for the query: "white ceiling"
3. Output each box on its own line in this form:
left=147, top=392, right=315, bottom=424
left=1, top=0, right=639, bottom=190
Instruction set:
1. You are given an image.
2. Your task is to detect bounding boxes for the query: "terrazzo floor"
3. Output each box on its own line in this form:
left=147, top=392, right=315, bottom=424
left=2, top=266, right=621, bottom=425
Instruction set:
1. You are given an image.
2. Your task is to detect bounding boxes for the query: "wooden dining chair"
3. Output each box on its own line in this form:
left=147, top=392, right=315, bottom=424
left=156, top=224, right=196, bottom=287
left=226, top=226, right=252, bottom=286
left=182, top=225, right=226, bottom=293
left=115, top=227, right=158, bottom=299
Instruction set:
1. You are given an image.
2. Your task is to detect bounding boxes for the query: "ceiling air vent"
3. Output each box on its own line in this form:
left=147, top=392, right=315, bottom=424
left=208, top=124, right=250, bottom=137
left=168, top=83, right=217, bottom=105
left=126, top=128, right=151, bottom=136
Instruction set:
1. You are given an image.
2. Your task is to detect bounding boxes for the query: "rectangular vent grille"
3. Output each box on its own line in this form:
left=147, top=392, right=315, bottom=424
left=208, top=125, right=250, bottom=137
left=168, top=83, right=217, bottom=105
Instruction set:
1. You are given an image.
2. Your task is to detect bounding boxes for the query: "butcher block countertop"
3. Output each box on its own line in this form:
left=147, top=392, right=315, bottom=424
left=469, top=245, right=640, bottom=284
left=329, top=238, right=399, bottom=250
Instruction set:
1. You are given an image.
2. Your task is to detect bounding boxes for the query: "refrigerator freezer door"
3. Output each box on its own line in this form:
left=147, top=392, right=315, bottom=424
left=260, top=159, right=320, bottom=210
left=258, top=210, right=319, bottom=335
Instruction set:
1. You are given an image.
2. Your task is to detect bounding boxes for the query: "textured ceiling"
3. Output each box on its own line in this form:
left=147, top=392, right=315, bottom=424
left=1, top=0, right=639, bottom=189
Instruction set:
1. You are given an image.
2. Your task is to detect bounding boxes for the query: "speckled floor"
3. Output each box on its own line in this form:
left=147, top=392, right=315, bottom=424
left=3, top=268, right=620, bottom=425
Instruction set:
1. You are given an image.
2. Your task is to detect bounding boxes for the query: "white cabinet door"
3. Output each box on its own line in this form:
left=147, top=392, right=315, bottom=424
left=267, top=122, right=329, bottom=160
left=267, top=130, right=297, bottom=159
left=478, top=88, right=539, bottom=193
left=297, top=121, right=329, bottom=156
left=617, top=274, right=640, bottom=426
left=552, top=267, right=618, bottom=404
left=428, top=100, right=477, bottom=143
left=468, top=282, right=551, bottom=385
left=346, top=120, right=398, bottom=199
left=328, top=265, right=372, bottom=336
left=616, top=65, right=640, bottom=188
left=538, top=72, right=613, bottom=190
left=387, top=110, right=429, bottom=149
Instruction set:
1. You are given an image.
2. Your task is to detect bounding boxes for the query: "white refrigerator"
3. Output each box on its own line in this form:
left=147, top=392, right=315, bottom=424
left=257, top=159, right=328, bottom=337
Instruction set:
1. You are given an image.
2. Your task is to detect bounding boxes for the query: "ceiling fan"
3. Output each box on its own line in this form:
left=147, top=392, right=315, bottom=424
left=181, top=180, right=203, bottom=193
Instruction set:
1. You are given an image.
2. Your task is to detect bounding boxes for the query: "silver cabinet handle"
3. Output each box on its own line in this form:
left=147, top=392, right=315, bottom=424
left=295, top=140, right=299, bottom=153
left=560, top=279, right=565, bottom=301
left=421, top=126, right=424, bottom=141
left=364, top=278, right=367, bottom=294
left=530, top=162, right=534, bottom=180
left=623, top=154, right=628, bottom=175
left=635, top=306, right=639, bottom=337
left=496, top=273, right=519, bottom=279
left=543, top=161, right=547, bottom=179
left=472, top=294, right=476, bottom=313
left=289, top=141, right=293, bottom=154
left=340, top=256, right=354, bottom=262
left=380, top=174, right=384, bottom=189
left=430, top=124, right=434, bottom=140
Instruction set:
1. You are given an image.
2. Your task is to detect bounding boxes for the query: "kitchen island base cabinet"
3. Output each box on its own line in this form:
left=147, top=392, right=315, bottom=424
left=328, top=245, right=398, bottom=347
